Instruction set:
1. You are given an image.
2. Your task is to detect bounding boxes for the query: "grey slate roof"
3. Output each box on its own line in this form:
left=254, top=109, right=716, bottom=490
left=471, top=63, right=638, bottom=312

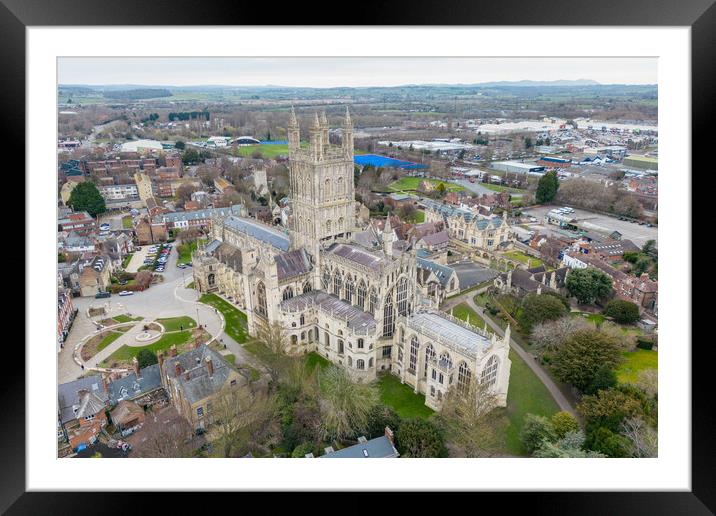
left=326, top=242, right=391, bottom=270
left=420, top=230, right=449, bottom=246
left=224, top=215, right=290, bottom=251
left=107, top=364, right=163, bottom=405
left=280, top=290, right=376, bottom=334
left=417, top=257, right=455, bottom=288
left=276, top=249, right=312, bottom=281
left=58, top=375, right=109, bottom=424
left=164, top=346, right=238, bottom=405
left=318, top=435, right=399, bottom=458
left=154, top=204, right=242, bottom=224
left=204, top=239, right=222, bottom=254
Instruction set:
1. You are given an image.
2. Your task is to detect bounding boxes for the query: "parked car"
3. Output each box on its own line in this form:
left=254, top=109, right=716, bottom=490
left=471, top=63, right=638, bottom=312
left=95, top=291, right=111, bottom=299
left=118, top=291, right=133, bottom=296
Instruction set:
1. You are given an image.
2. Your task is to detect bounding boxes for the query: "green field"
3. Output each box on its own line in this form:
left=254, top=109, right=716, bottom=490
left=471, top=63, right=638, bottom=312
left=113, top=314, right=143, bottom=324
left=616, top=349, right=658, bottom=384
left=504, top=349, right=561, bottom=455
left=96, top=331, right=123, bottom=353
left=304, top=351, right=331, bottom=372
left=199, top=293, right=249, bottom=343
left=388, top=177, right=464, bottom=193
left=451, top=303, right=487, bottom=328
left=377, top=374, right=434, bottom=420
left=102, top=330, right=192, bottom=364
left=156, top=316, right=196, bottom=332
left=503, top=250, right=543, bottom=267
left=233, top=144, right=290, bottom=159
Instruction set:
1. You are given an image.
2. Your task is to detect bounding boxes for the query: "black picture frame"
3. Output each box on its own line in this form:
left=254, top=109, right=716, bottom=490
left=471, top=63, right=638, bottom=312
left=6, top=0, right=711, bottom=512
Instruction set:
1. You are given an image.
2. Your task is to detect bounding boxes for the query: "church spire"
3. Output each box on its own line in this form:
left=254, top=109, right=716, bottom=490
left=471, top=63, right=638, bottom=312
left=342, top=106, right=354, bottom=157
left=288, top=105, right=300, bottom=153
left=344, top=106, right=352, bottom=127
left=289, top=105, right=298, bottom=127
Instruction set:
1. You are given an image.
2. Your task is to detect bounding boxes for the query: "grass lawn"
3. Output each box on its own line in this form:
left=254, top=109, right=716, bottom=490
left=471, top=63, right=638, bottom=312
left=616, top=349, right=658, bottom=384
left=377, top=374, right=434, bottom=420
left=233, top=144, right=290, bottom=159
left=121, top=253, right=134, bottom=269
left=187, top=281, right=195, bottom=289
left=156, top=316, right=196, bottom=332
left=304, top=351, right=331, bottom=372
left=122, top=216, right=133, bottom=229
left=402, top=210, right=425, bottom=223
left=222, top=353, right=236, bottom=365
left=503, top=250, right=542, bottom=267
left=451, top=303, right=487, bottom=328
left=504, top=348, right=561, bottom=455
left=199, top=293, right=249, bottom=343
left=101, top=330, right=193, bottom=365
left=96, top=331, right=123, bottom=352
left=388, top=176, right=464, bottom=193
left=482, top=183, right=526, bottom=195
left=177, top=239, right=206, bottom=265
left=113, top=314, right=143, bottom=323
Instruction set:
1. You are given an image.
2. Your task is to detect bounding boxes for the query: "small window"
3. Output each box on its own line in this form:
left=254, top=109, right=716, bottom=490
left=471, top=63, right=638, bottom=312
left=357, top=338, right=364, bottom=349
left=230, top=379, right=237, bottom=386
left=438, top=373, right=444, bottom=384
left=197, top=406, right=204, bottom=417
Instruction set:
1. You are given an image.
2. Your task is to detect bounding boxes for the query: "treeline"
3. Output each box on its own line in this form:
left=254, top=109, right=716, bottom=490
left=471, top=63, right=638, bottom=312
left=168, top=111, right=211, bottom=122
left=103, top=89, right=172, bottom=100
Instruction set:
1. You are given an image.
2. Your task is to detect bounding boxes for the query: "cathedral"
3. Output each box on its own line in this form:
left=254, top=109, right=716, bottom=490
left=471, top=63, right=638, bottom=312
left=192, top=107, right=511, bottom=410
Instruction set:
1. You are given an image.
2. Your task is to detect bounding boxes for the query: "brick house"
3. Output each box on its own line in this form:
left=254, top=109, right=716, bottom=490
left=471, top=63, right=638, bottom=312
left=58, top=211, right=97, bottom=236
left=58, top=376, right=110, bottom=451
left=135, top=218, right=168, bottom=245
left=57, top=288, right=76, bottom=350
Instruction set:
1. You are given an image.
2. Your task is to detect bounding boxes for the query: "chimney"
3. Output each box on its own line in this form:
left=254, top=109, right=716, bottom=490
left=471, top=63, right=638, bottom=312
left=132, top=356, right=141, bottom=378
left=170, top=344, right=177, bottom=357
left=205, top=356, right=214, bottom=377
left=385, top=426, right=395, bottom=445
left=175, top=362, right=181, bottom=376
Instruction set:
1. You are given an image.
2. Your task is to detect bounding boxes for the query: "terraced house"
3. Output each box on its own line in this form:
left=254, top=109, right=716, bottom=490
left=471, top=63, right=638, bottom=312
left=192, top=108, right=511, bottom=411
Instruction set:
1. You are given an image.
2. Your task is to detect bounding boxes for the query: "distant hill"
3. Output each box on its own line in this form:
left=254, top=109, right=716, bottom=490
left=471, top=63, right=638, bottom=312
left=102, top=88, right=173, bottom=100
left=477, top=79, right=601, bottom=87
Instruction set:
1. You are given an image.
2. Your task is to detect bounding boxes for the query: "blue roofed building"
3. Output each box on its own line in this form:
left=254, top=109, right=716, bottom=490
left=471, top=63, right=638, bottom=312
left=317, top=429, right=399, bottom=458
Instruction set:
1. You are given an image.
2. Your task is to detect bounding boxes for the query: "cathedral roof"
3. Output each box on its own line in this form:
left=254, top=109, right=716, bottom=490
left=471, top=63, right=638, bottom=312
left=280, top=291, right=376, bottom=334
left=224, top=215, right=290, bottom=251
left=416, top=257, right=455, bottom=287
left=326, top=242, right=391, bottom=270
left=276, top=249, right=312, bottom=281
left=407, top=310, right=492, bottom=356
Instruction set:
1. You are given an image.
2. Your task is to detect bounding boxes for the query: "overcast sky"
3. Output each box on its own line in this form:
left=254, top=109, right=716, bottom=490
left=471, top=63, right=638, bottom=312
left=58, top=57, right=657, bottom=88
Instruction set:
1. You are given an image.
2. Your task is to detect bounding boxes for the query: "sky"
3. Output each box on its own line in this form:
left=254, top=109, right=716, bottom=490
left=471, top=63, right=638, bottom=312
left=58, top=57, right=657, bottom=88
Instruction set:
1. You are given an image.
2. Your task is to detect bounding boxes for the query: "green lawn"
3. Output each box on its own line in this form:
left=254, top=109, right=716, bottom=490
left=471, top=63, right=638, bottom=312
left=616, top=349, right=658, bottom=384
left=122, top=216, right=133, bottom=229
left=388, top=177, right=464, bottom=193
left=156, top=316, right=197, bottom=332
left=121, top=253, right=134, bottom=268
left=451, top=303, right=487, bottom=328
left=402, top=209, right=425, bottom=223
left=113, top=314, right=143, bottom=324
left=199, top=293, right=249, bottom=343
left=96, top=331, right=123, bottom=353
left=177, top=239, right=206, bottom=265
left=234, top=144, right=290, bottom=159
left=503, top=250, right=542, bottom=268
left=377, top=374, right=434, bottom=420
left=304, top=351, right=331, bottom=372
left=482, top=183, right=526, bottom=195
left=504, top=349, right=561, bottom=455
left=102, top=330, right=192, bottom=364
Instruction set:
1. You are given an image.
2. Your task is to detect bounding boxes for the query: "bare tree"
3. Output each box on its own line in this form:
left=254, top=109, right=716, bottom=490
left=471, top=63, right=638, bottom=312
left=135, top=416, right=195, bottom=458
left=437, top=379, right=506, bottom=457
left=530, top=316, right=589, bottom=353
left=620, top=416, right=658, bottom=458
left=318, top=366, right=379, bottom=442
left=635, top=369, right=658, bottom=399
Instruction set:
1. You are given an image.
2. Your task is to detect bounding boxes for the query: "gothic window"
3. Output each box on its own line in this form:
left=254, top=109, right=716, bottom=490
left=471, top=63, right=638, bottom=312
left=439, top=352, right=453, bottom=370
left=457, top=362, right=472, bottom=394
left=337, top=176, right=344, bottom=196
left=291, top=335, right=298, bottom=346
left=324, top=178, right=332, bottom=200
left=256, top=281, right=267, bottom=317
left=368, top=288, right=378, bottom=316
left=383, top=296, right=394, bottom=337
left=303, top=281, right=312, bottom=294
left=324, top=332, right=330, bottom=347
left=382, top=346, right=392, bottom=358
left=396, top=277, right=408, bottom=316
left=399, top=326, right=405, bottom=343
left=481, top=355, right=499, bottom=388
left=357, top=280, right=366, bottom=309
left=338, top=340, right=344, bottom=354
left=345, top=278, right=354, bottom=303
left=300, top=314, right=305, bottom=325
left=326, top=220, right=332, bottom=235
left=301, top=331, right=306, bottom=341
left=449, top=278, right=455, bottom=290
left=409, top=336, right=419, bottom=374
left=357, top=338, right=364, bottom=349
left=337, top=217, right=344, bottom=233
left=368, top=358, right=374, bottom=369
left=208, top=273, right=215, bottom=286
left=322, top=268, right=331, bottom=290
left=428, top=282, right=438, bottom=298
left=356, top=359, right=365, bottom=370
left=424, top=344, right=435, bottom=378
left=333, top=271, right=342, bottom=296
left=282, top=286, right=294, bottom=301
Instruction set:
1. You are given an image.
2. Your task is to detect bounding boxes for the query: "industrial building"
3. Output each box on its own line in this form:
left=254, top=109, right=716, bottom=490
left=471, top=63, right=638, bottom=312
left=491, top=161, right=546, bottom=175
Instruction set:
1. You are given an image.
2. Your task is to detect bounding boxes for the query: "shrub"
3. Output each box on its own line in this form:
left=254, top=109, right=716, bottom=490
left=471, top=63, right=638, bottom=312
left=365, top=405, right=401, bottom=440
left=395, top=419, right=448, bottom=458
left=518, top=294, right=568, bottom=333
left=551, top=412, right=579, bottom=439
left=291, top=442, right=314, bottom=458
left=585, top=426, right=631, bottom=457
left=552, top=328, right=622, bottom=392
left=136, top=349, right=158, bottom=368
left=520, top=414, right=557, bottom=453
left=603, top=299, right=640, bottom=324
left=636, top=338, right=655, bottom=351
left=584, top=364, right=618, bottom=395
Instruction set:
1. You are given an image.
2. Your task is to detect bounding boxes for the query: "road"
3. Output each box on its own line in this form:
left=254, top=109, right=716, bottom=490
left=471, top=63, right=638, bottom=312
left=441, top=288, right=577, bottom=416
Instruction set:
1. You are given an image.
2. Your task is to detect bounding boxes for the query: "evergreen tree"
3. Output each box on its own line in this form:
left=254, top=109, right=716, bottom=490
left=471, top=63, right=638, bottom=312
left=535, top=171, right=559, bottom=204
left=67, top=181, right=106, bottom=217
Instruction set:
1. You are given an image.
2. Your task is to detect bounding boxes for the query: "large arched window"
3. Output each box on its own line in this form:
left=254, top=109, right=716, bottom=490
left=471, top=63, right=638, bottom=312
left=409, top=336, right=419, bottom=374
left=457, top=362, right=472, bottom=394
left=322, top=268, right=331, bottom=290
left=344, top=278, right=354, bottom=304
left=300, top=314, right=305, bottom=326
left=383, top=296, right=394, bottom=337
left=337, top=217, right=344, bottom=233
left=481, top=355, right=499, bottom=388
left=303, top=281, right=312, bottom=294
left=337, top=176, right=344, bottom=196
left=282, top=286, right=294, bottom=301
left=333, top=271, right=342, bottom=296
left=356, top=359, right=365, bottom=370
left=368, top=288, right=378, bottom=316
left=396, top=277, right=408, bottom=316
left=208, top=273, right=215, bottom=287
left=439, top=352, right=453, bottom=370
left=357, top=280, right=366, bottom=309
left=324, top=178, right=332, bottom=200
left=424, top=344, right=435, bottom=378
left=256, top=281, right=267, bottom=317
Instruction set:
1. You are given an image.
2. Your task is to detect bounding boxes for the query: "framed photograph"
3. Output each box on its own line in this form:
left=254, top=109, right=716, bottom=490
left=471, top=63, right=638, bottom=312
left=9, top=0, right=711, bottom=511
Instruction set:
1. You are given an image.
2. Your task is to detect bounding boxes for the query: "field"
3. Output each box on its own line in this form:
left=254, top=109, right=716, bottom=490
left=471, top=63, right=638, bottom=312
left=233, top=144, right=290, bottom=159
left=156, top=316, right=196, bottom=332
left=377, top=374, right=434, bottom=420
left=616, top=349, right=658, bottom=384
left=388, top=177, right=464, bottom=193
